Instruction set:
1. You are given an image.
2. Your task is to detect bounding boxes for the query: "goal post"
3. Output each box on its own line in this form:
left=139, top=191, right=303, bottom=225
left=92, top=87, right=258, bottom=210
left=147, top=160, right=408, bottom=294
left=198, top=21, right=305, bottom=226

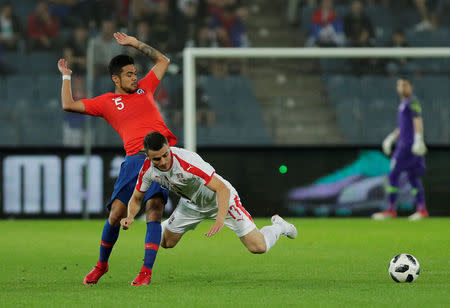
left=183, top=47, right=450, bottom=151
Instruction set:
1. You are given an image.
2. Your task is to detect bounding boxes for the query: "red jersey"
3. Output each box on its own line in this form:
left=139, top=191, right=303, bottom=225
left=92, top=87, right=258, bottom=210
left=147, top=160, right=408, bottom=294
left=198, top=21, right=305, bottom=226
left=81, top=70, right=177, bottom=155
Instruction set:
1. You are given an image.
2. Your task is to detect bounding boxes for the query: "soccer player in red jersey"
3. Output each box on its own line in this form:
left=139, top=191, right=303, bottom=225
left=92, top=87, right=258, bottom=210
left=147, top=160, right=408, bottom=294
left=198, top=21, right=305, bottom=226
left=58, top=32, right=177, bottom=285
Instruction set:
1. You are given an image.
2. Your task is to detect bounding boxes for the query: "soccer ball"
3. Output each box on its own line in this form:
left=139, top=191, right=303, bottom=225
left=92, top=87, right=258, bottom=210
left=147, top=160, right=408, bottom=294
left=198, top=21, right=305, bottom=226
left=389, top=254, right=420, bottom=283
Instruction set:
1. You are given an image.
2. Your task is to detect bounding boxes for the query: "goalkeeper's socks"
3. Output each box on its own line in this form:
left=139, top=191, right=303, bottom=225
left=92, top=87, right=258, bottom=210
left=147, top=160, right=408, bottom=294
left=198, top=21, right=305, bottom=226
left=260, top=224, right=283, bottom=252
left=99, top=220, right=120, bottom=263
left=417, top=203, right=427, bottom=211
left=386, top=202, right=396, bottom=212
left=408, top=176, right=426, bottom=207
left=143, top=222, right=161, bottom=270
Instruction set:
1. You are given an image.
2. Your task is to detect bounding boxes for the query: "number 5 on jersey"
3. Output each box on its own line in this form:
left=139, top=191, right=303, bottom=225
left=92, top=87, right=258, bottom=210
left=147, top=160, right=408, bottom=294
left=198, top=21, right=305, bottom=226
left=113, top=97, right=124, bottom=110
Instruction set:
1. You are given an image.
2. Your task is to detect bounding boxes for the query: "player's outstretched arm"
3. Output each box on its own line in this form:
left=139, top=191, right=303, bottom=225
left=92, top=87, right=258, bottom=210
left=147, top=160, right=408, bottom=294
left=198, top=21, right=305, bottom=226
left=120, top=188, right=145, bottom=230
left=205, top=176, right=230, bottom=237
left=113, top=32, right=170, bottom=80
left=57, top=59, right=86, bottom=113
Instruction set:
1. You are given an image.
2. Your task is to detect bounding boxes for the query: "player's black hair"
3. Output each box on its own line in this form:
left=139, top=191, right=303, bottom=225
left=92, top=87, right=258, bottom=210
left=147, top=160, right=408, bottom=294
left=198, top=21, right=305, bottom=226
left=108, top=54, right=134, bottom=76
left=143, top=131, right=168, bottom=151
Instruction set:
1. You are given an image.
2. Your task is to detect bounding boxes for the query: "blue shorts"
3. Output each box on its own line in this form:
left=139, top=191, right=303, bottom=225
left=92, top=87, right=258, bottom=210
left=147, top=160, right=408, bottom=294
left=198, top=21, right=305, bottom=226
left=106, top=154, right=169, bottom=211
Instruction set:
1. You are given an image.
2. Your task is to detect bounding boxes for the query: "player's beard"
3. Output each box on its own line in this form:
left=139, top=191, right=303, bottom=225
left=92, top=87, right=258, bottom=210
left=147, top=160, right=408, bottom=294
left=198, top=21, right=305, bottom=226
left=121, top=80, right=137, bottom=94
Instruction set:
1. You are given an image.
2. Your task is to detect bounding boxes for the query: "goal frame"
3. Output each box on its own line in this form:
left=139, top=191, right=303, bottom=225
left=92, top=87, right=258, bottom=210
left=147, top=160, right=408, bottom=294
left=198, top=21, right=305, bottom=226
left=182, top=47, right=450, bottom=151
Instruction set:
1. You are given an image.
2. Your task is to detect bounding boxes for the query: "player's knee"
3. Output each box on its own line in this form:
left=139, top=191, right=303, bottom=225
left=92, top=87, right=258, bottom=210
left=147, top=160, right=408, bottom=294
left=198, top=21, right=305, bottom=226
left=161, top=238, right=177, bottom=249
left=108, top=211, right=124, bottom=226
left=145, top=197, right=165, bottom=221
left=247, top=242, right=266, bottom=254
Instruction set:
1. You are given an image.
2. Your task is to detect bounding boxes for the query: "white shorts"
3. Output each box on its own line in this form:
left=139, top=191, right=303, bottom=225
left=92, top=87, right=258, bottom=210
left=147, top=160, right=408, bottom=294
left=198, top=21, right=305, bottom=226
left=165, top=196, right=257, bottom=238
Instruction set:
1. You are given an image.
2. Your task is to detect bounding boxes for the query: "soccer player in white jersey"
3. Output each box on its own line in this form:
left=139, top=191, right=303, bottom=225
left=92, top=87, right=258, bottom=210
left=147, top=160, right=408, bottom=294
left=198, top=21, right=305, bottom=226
left=120, top=131, right=297, bottom=274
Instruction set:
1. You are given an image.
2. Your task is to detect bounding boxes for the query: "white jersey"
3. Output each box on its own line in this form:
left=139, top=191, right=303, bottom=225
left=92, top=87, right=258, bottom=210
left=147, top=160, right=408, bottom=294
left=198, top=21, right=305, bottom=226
left=136, top=147, right=237, bottom=212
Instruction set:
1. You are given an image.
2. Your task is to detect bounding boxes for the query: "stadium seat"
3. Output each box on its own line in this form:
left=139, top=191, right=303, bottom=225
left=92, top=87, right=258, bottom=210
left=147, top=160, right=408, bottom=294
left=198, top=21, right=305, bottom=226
left=19, top=109, right=63, bottom=145
left=393, top=8, right=420, bottom=29
left=360, top=76, right=398, bottom=101
left=94, top=119, right=122, bottom=146
left=334, top=5, right=349, bottom=19
left=6, top=75, right=36, bottom=106
left=335, top=98, right=363, bottom=143
left=94, top=75, right=114, bottom=96
left=375, top=28, right=393, bottom=46
left=4, top=51, right=28, bottom=74
left=360, top=103, right=396, bottom=143
left=405, top=29, right=450, bottom=47
left=320, top=59, right=350, bottom=73
left=0, top=107, right=20, bottom=145
left=300, top=6, right=315, bottom=35
left=8, top=0, right=36, bottom=25
left=366, top=5, right=394, bottom=33
left=415, top=76, right=450, bottom=100
left=200, top=76, right=270, bottom=145
left=0, top=77, right=6, bottom=99
left=28, top=52, right=60, bottom=74
left=160, top=74, right=182, bottom=97
left=37, top=74, right=60, bottom=106
left=326, top=75, right=361, bottom=102
left=422, top=103, right=442, bottom=144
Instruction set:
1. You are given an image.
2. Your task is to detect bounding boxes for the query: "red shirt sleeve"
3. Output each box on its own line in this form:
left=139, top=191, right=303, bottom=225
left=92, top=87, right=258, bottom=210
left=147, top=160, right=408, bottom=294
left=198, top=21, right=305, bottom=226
left=81, top=95, right=106, bottom=117
left=138, top=70, right=160, bottom=95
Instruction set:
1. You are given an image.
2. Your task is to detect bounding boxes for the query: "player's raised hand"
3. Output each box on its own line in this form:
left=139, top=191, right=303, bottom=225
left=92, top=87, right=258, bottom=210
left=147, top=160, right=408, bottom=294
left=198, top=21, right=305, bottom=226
left=57, top=59, right=72, bottom=75
left=120, top=217, right=134, bottom=230
left=113, top=32, right=138, bottom=47
left=205, top=221, right=224, bottom=237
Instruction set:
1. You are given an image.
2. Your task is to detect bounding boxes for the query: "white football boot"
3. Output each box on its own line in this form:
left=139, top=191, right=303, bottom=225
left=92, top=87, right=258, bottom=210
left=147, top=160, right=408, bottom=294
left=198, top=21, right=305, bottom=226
left=271, top=215, right=297, bottom=239
left=371, top=210, right=397, bottom=220
left=408, top=210, right=429, bottom=221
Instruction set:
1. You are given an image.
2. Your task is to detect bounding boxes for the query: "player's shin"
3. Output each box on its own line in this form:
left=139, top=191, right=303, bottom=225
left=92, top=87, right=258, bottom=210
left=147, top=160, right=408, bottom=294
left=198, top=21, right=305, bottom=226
left=143, top=222, right=162, bottom=270
left=99, top=220, right=120, bottom=263
left=260, top=224, right=283, bottom=252
left=409, top=177, right=427, bottom=211
left=387, top=172, right=401, bottom=211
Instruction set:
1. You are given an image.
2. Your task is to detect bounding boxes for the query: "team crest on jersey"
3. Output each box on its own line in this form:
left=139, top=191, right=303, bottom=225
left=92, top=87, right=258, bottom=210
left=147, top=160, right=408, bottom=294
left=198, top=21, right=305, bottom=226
left=176, top=173, right=184, bottom=180
left=137, top=89, right=146, bottom=95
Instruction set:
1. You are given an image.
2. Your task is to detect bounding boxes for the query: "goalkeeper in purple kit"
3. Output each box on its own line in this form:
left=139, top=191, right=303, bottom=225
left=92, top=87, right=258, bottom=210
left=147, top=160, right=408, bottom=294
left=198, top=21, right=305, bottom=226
left=372, top=78, right=429, bottom=221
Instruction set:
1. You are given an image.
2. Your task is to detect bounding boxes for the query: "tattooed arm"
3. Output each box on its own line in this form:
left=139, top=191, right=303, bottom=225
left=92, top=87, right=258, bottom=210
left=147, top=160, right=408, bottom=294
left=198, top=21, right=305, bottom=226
left=113, top=32, right=170, bottom=80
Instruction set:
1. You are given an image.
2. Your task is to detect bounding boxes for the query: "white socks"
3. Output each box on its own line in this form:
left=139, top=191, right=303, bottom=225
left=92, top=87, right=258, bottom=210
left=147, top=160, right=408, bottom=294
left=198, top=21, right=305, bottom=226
left=260, top=223, right=284, bottom=252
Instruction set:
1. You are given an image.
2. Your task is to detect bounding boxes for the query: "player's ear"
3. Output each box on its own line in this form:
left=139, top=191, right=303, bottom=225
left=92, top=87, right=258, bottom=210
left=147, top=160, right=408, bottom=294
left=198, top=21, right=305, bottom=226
left=111, top=75, right=120, bottom=86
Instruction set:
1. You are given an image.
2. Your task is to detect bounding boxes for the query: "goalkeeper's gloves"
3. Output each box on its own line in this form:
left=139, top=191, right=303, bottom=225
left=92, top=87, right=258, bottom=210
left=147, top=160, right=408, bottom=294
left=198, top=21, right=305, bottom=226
left=382, top=132, right=398, bottom=156
left=412, top=133, right=427, bottom=156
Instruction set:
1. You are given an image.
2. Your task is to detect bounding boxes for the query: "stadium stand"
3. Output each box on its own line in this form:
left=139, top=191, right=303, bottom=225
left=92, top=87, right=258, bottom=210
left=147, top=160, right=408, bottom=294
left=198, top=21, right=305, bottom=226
left=1, top=1, right=449, bottom=146
left=299, top=1, right=450, bottom=145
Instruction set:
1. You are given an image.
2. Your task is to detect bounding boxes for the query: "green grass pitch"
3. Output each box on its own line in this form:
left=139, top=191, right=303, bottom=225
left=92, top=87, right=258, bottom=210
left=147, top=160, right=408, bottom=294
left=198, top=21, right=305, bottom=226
left=1, top=218, right=449, bottom=307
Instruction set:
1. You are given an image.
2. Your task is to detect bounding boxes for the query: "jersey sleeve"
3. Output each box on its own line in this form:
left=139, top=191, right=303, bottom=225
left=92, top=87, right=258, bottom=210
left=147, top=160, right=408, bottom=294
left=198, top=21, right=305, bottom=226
left=138, top=70, right=160, bottom=95
left=136, top=159, right=152, bottom=192
left=174, top=148, right=215, bottom=186
left=81, top=95, right=106, bottom=117
left=409, top=99, right=422, bottom=117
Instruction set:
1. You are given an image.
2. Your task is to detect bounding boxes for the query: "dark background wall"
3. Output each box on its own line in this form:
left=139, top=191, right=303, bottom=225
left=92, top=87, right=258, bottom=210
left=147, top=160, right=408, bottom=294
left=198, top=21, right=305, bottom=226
left=1, top=146, right=449, bottom=218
